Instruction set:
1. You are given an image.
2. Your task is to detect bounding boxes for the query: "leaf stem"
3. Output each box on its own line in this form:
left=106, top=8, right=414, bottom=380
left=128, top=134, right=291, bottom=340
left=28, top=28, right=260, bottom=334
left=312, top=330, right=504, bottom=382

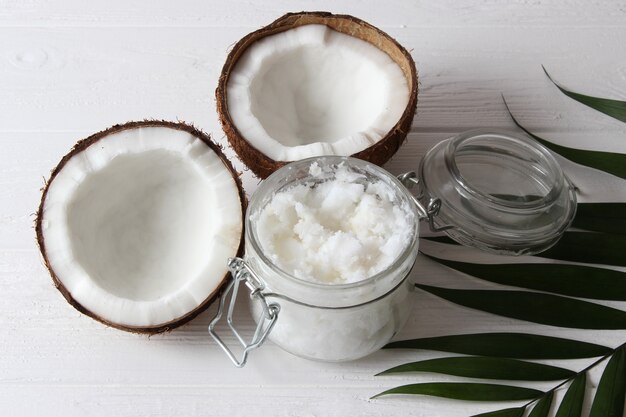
left=522, top=342, right=626, bottom=408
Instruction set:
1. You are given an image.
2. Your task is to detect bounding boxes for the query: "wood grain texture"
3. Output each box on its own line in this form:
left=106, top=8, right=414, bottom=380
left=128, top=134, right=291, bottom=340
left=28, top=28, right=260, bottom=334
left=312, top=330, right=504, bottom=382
left=1, top=1, right=626, bottom=416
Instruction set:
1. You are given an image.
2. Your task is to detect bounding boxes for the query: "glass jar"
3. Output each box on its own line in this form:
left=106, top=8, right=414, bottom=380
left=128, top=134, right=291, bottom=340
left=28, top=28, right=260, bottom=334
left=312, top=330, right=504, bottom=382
left=417, top=129, right=577, bottom=255
left=209, top=130, right=577, bottom=367
left=210, top=156, right=420, bottom=366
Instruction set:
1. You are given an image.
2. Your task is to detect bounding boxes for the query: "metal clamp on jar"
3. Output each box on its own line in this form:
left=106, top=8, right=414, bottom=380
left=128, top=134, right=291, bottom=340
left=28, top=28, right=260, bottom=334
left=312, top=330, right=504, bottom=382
left=209, top=129, right=577, bottom=367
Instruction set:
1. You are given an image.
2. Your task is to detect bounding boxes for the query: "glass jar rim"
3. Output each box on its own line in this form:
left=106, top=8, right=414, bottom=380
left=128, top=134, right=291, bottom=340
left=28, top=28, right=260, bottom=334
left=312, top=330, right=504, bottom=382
left=246, top=155, right=420, bottom=291
left=443, top=128, right=566, bottom=212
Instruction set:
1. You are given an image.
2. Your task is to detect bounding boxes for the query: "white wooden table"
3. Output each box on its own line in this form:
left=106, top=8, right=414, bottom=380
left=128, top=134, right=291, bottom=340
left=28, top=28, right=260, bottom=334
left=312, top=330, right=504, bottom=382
left=2, top=1, right=626, bottom=416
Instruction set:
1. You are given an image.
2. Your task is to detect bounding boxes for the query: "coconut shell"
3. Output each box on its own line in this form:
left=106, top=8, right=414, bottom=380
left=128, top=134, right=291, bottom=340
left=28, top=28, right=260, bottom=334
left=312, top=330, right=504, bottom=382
left=35, top=120, right=247, bottom=334
left=216, top=11, right=419, bottom=179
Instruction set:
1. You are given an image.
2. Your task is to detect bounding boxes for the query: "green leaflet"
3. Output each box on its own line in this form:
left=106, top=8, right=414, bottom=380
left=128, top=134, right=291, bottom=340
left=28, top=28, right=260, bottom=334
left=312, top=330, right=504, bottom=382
left=416, top=284, right=626, bottom=329
left=540, top=231, right=626, bottom=267
left=503, top=97, right=626, bottom=180
left=543, top=66, right=626, bottom=124
left=555, top=373, right=587, bottom=417
left=423, top=235, right=459, bottom=245
left=423, top=231, right=626, bottom=267
left=528, top=392, right=553, bottom=417
left=371, top=382, right=542, bottom=401
left=472, top=407, right=525, bottom=417
left=383, top=333, right=611, bottom=359
left=574, top=203, right=626, bottom=235
left=377, top=356, right=574, bottom=381
left=423, top=254, right=626, bottom=301
left=589, top=347, right=626, bottom=417
left=433, top=201, right=626, bottom=238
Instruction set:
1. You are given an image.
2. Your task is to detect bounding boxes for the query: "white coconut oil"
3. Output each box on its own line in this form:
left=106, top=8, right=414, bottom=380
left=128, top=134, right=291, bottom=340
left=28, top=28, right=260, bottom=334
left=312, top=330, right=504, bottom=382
left=244, top=157, right=419, bottom=361
left=253, top=162, right=414, bottom=284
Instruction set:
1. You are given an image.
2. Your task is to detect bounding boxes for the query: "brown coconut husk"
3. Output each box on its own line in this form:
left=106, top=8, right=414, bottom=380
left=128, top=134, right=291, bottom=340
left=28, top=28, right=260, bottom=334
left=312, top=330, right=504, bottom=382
left=35, top=120, right=246, bottom=334
left=216, top=11, right=419, bottom=179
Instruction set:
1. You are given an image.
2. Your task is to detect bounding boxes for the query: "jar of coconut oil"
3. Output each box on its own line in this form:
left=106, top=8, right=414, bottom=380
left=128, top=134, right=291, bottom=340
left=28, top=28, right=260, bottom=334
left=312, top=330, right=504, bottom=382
left=209, top=130, right=577, bottom=366
left=210, top=156, right=420, bottom=365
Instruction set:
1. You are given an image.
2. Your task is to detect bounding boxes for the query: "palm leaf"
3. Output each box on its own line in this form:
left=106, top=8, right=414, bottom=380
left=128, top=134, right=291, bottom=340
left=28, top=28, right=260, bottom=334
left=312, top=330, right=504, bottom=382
left=416, top=284, right=626, bottom=329
left=472, top=407, right=525, bottom=417
left=589, top=347, right=626, bottom=417
left=424, top=231, right=626, bottom=267
left=555, top=373, right=587, bottom=417
left=384, top=333, right=610, bottom=359
left=573, top=203, right=626, bottom=235
left=423, top=254, right=626, bottom=301
left=543, top=66, right=626, bottom=124
left=376, top=72, right=626, bottom=413
left=540, top=231, right=626, bottom=267
left=377, top=356, right=574, bottom=381
left=503, top=96, right=626, bottom=180
left=371, top=382, right=542, bottom=401
left=528, top=392, right=553, bottom=417
left=423, top=235, right=461, bottom=245
left=428, top=200, right=626, bottom=239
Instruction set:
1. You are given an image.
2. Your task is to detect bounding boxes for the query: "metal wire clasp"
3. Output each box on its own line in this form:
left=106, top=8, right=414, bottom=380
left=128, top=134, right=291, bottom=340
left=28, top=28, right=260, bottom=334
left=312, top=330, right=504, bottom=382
left=397, top=172, right=454, bottom=232
left=208, top=257, right=280, bottom=367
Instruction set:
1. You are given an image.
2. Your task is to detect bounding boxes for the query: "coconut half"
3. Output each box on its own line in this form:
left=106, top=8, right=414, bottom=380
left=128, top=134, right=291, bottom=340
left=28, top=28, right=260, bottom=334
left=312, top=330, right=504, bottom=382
left=36, top=121, right=245, bottom=333
left=216, top=11, right=418, bottom=178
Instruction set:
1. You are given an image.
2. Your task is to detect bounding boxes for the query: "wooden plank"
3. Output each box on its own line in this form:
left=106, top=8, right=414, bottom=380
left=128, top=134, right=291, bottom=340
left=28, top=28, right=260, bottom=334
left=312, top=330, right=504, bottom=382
left=1, top=0, right=625, bottom=28
left=1, top=26, right=625, bottom=135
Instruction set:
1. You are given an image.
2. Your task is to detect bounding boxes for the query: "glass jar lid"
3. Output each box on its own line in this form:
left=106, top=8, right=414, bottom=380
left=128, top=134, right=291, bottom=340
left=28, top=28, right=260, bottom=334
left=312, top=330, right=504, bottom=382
left=416, top=129, right=577, bottom=255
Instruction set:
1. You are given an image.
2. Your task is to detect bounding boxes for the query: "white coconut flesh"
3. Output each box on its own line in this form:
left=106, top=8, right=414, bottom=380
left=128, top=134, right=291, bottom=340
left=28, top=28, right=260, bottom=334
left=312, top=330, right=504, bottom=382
left=227, top=24, right=410, bottom=161
left=40, top=127, right=243, bottom=328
